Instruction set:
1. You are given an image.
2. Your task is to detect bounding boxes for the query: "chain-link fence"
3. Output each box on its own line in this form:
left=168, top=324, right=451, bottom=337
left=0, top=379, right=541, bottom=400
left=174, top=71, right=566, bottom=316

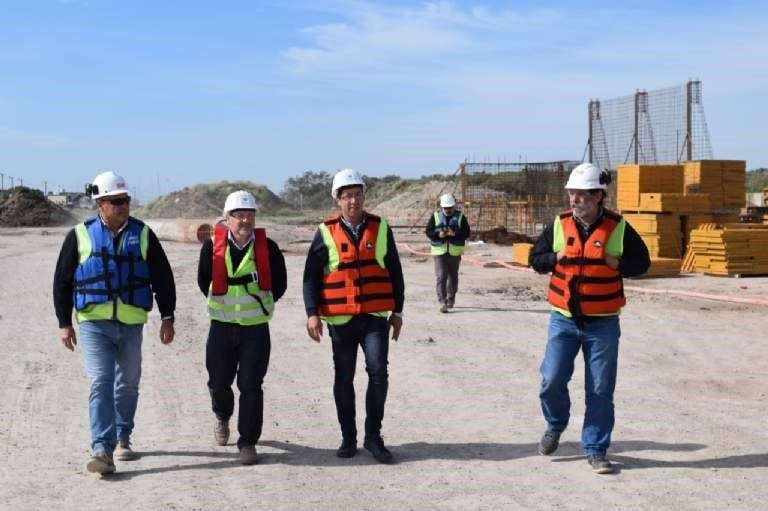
left=588, top=80, right=713, bottom=170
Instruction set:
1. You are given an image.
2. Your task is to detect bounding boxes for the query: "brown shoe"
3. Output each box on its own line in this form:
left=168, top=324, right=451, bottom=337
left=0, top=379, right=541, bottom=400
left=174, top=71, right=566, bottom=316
left=115, top=440, right=138, bottom=461
left=86, top=454, right=116, bottom=475
left=214, top=421, right=230, bottom=446
left=239, top=445, right=258, bottom=465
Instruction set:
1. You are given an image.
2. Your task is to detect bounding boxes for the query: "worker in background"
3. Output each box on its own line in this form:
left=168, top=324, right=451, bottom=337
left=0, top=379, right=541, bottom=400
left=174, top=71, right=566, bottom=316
left=303, top=168, right=405, bottom=463
left=529, top=162, right=650, bottom=474
left=53, top=170, right=176, bottom=475
left=425, top=192, right=470, bottom=312
left=197, top=190, right=287, bottom=465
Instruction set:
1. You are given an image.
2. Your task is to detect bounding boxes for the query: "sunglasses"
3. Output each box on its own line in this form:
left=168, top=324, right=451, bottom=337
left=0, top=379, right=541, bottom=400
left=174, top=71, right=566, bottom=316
left=103, top=196, right=131, bottom=206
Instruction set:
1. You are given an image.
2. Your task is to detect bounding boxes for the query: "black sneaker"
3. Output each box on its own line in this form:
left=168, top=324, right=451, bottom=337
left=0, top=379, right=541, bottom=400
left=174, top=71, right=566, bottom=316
left=538, top=430, right=561, bottom=455
left=336, top=438, right=358, bottom=458
left=363, top=437, right=393, bottom=463
left=587, top=454, right=614, bottom=474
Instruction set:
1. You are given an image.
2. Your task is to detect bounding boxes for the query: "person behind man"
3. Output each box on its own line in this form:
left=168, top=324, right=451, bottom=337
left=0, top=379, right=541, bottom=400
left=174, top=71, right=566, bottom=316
left=53, top=170, right=176, bottom=475
left=197, top=190, right=287, bottom=465
left=425, top=192, right=470, bottom=312
left=529, top=162, right=650, bottom=474
left=303, top=168, right=405, bottom=463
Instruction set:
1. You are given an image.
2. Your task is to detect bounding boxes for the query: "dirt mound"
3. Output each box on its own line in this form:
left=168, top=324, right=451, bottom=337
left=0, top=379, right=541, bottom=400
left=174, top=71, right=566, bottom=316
left=371, top=180, right=459, bottom=227
left=135, top=181, right=288, bottom=219
left=472, top=226, right=536, bottom=245
left=0, top=188, right=77, bottom=227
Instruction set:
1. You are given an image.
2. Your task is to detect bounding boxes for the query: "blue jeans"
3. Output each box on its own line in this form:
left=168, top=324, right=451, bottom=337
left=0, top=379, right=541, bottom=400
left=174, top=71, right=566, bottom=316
left=206, top=321, right=271, bottom=449
left=539, top=311, right=620, bottom=456
left=79, top=320, right=144, bottom=456
left=328, top=315, right=389, bottom=442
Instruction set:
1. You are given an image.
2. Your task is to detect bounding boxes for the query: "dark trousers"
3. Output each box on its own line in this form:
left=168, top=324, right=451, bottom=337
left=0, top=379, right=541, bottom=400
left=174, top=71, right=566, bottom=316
left=434, top=254, right=461, bottom=305
left=206, top=321, right=271, bottom=449
left=328, top=315, right=390, bottom=442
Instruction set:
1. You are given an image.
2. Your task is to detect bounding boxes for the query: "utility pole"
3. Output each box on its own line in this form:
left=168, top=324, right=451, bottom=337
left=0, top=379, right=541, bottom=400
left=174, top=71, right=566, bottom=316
left=9, top=176, right=14, bottom=189
left=44, top=181, right=48, bottom=196
left=1, top=173, right=4, bottom=190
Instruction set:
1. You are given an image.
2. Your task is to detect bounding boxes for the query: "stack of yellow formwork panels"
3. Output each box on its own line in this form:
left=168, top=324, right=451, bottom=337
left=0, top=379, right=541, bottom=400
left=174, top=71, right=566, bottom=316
left=623, top=213, right=682, bottom=259
left=512, top=243, right=533, bottom=266
left=722, top=161, right=747, bottom=207
left=617, top=164, right=687, bottom=275
left=683, top=160, right=746, bottom=209
left=638, top=193, right=710, bottom=213
left=688, top=224, right=768, bottom=276
left=616, top=164, right=684, bottom=211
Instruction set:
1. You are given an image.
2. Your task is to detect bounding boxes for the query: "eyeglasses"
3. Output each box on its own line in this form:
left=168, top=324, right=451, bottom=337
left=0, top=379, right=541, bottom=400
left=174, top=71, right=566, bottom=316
left=339, top=191, right=364, bottom=201
left=103, top=196, right=131, bottom=206
left=229, top=210, right=255, bottom=220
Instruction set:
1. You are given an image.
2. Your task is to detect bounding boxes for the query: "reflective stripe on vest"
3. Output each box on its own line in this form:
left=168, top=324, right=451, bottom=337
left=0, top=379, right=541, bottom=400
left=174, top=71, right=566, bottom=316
left=74, top=216, right=151, bottom=325
left=547, top=210, right=626, bottom=316
left=430, top=210, right=465, bottom=256
left=207, top=227, right=275, bottom=325
left=318, top=214, right=395, bottom=323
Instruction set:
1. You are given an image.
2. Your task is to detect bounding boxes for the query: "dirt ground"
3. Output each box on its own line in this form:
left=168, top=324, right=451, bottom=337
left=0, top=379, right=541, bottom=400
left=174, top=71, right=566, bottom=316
left=1, top=222, right=767, bottom=511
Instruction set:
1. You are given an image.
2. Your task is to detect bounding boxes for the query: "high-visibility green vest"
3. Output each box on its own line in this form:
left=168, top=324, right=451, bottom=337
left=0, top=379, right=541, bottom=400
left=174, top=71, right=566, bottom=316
left=430, top=211, right=466, bottom=256
left=207, top=242, right=275, bottom=325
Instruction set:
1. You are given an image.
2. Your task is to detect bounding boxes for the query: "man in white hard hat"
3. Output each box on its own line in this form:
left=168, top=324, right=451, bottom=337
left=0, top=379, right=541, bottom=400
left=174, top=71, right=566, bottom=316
left=302, top=168, right=405, bottom=463
left=529, top=162, right=650, bottom=474
left=425, top=192, right=470, bottom=312
left=53, top=170, right=177, bottom=475
left=197, top=190, right=287, bottom=465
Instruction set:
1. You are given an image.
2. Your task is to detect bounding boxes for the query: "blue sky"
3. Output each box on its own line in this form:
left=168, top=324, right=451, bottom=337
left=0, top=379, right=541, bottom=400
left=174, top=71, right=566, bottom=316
left=1, top=0, right=766, bottom=201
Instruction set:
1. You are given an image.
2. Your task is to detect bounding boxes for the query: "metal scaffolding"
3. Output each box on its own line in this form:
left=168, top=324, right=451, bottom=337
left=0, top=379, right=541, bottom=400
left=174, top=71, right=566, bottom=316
left=457, top=160, right=581, bottom=235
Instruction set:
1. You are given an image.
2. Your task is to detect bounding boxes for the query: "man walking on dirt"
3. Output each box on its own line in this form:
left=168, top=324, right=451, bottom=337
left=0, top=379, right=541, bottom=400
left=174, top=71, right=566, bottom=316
left=303, top=168, right=405, bottom=463
left=197, top=190, right=287, bottom=465
left=425, top=192, right=470, bottom=312
left=529, top=162, right=650, bottom=474
left=53, top=170, right=176, bottom=475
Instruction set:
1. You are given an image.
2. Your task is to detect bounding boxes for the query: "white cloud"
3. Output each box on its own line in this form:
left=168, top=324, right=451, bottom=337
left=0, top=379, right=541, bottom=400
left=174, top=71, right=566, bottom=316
left=283, top=2, right=562, bottom=75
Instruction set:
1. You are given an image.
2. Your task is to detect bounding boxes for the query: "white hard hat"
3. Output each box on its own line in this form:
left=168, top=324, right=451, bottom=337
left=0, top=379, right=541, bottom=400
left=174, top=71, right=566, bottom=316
left=565, top=163, right=611, bottom=190
left=223, top=190, right=257, bottom=215
left=331, top=168, right=365, bottom=199
left=90, top=171, right=130, bottom=199
left=439, top=193, right=457, bottom=208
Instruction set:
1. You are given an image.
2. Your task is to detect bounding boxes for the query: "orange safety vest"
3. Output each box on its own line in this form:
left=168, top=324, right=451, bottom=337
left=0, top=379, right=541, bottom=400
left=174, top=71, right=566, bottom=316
left=547, top=210, right=626, bottom=315
left=319, top=214, right=395, bottom=316
left=211, top=224, right=272, bottom=295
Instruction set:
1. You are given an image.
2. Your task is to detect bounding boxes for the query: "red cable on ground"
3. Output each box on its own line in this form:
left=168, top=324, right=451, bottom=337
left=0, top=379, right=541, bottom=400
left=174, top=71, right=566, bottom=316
left=623, top=286, right=768, bottom=307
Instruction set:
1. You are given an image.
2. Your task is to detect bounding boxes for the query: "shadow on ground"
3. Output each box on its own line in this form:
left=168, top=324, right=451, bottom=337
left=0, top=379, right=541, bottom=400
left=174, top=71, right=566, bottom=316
left=97, top=440, right=768, bottom=480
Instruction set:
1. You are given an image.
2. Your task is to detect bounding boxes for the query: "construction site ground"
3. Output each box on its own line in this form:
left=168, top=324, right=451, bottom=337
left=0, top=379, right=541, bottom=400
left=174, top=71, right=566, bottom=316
left=1, top=223, right=767, bottom=510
